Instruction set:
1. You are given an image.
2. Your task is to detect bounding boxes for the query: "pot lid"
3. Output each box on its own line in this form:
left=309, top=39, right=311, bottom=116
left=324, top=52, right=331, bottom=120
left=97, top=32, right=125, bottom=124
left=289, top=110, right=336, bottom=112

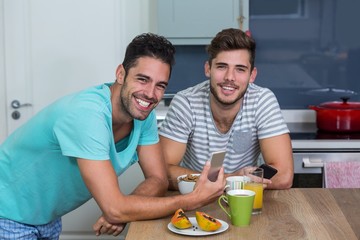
left=318, top=97, right=360, bottom=110
left=302, top=87, right=358, bottom=97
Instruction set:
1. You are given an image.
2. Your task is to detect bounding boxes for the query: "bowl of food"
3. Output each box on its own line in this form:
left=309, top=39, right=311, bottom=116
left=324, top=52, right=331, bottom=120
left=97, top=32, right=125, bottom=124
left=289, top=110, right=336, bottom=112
left=177, top=174, right=200, bottom=194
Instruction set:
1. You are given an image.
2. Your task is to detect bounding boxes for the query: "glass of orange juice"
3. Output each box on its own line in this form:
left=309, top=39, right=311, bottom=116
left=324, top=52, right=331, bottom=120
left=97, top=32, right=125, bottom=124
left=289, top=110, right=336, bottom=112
left=244, top=168, right=263, bottom=214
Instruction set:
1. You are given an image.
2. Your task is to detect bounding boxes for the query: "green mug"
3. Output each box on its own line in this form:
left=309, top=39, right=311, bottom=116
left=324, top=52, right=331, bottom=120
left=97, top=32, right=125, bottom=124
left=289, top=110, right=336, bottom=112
left=218, top=189, right=255, bottom=227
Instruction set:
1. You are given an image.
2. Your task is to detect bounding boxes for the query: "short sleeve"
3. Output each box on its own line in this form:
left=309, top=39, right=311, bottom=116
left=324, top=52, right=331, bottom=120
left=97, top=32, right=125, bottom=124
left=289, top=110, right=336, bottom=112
left=53, top=109, right=112, bottom=160
left=159, top=94, right=194, bottom=143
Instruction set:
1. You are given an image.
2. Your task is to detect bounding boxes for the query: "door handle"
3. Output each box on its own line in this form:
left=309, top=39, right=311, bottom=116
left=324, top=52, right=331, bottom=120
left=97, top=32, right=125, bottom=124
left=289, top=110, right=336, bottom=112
left=11, top=100, right=32, bottom=109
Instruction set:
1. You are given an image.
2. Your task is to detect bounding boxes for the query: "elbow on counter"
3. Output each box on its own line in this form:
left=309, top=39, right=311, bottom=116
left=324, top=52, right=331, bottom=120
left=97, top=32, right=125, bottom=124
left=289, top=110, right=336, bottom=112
left=268, top=172, right=294, bottom=190
left=280, top=178, right=293, bottom=189
left=102, top=200, right=137, bottom=224
left=277, top=173, right=294, bottom=189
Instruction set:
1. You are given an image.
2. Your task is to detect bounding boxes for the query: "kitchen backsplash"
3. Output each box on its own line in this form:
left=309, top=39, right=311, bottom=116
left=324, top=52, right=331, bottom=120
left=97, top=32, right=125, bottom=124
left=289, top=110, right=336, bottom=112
left=165, top=0, right=360, bottom=110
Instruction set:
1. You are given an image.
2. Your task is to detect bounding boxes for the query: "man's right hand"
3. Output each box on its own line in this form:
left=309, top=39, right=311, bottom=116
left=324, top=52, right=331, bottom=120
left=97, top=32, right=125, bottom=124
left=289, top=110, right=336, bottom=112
left=93, top=215, right=126, bottom=237
left=191, top=161, right=226, bottom=208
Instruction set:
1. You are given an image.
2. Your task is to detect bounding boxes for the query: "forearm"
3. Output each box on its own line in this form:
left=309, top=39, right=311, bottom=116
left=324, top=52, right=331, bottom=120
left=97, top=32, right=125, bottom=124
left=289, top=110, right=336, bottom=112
left=260, top=134, right=294, bottom=189
left=104, top=166, right=225, bottom=223
left=102, top=193, right=189, bottom=223
left=131, top=176, right=168, bottom=197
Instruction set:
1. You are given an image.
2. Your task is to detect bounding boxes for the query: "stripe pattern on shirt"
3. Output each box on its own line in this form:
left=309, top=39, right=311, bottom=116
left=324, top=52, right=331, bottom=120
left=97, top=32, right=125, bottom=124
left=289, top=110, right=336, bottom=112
left=159, top=80, right=289, bottom=173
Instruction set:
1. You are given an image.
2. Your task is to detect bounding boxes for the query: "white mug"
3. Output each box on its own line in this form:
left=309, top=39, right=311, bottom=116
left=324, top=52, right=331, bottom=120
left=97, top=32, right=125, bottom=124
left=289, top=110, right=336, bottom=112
left=225, top=176, right=249, bottom=191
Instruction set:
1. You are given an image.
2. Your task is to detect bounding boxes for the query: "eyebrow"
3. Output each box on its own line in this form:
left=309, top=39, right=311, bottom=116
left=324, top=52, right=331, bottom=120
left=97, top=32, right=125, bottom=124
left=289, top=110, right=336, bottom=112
left=215, top=62, right=249, bottom=69
left=136, top=73, right=168, bottom=86
left=136, top=73, right=150, bottom=80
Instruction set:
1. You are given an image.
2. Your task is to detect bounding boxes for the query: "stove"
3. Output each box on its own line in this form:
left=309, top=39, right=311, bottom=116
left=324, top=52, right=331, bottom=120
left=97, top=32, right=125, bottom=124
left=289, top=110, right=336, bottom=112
left=288, top=123, right=360, bottom=188
left=288, top=122, right=360, bottom=151
left=290, top=131, right=360, bottom=141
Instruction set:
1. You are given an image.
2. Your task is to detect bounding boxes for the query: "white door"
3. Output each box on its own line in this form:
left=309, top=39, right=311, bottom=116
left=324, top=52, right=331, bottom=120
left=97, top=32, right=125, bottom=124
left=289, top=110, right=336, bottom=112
left=1, top=0, right=123, bottom=142
left=1, top=0, right=152, bottom=239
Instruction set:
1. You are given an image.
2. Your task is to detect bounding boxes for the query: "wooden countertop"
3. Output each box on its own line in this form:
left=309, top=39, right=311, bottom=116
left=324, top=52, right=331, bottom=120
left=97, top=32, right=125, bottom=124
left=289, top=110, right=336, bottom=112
left=125, top=188, right=360, bottom=240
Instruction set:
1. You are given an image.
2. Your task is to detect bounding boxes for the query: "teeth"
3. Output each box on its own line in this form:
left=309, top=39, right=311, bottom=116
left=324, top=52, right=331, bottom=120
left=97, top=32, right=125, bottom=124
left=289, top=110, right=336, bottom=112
left=136, top=98, right=150, bottom=107
left=222, top=86, right=235, bottom=91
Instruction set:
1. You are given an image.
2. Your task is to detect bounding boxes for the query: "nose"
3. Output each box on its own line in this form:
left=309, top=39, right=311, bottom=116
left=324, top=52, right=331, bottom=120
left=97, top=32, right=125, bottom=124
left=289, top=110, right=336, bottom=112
left=143, top=85, right=158, bottom=102
left=224, top=68, right=235, bottom=81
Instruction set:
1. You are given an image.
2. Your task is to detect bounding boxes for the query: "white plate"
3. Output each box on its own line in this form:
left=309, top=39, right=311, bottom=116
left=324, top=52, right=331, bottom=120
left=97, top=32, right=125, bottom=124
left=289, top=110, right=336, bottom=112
left=167, top=217, right=229, bottom=236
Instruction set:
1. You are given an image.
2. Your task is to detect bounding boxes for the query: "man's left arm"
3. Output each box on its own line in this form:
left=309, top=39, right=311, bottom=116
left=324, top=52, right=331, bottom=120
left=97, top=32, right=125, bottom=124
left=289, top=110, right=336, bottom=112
left=132, top=142, right=169, bottom=196
left=259, top=133, right=294, bottom=189
left=92, top=142, right=168, bottom=236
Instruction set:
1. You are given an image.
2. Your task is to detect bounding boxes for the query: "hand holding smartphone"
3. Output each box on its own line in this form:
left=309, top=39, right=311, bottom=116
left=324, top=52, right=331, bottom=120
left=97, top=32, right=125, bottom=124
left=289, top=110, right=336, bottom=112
left=207, top=150, right=226, bottom=182
left=257, top=164, right=278, bottom=179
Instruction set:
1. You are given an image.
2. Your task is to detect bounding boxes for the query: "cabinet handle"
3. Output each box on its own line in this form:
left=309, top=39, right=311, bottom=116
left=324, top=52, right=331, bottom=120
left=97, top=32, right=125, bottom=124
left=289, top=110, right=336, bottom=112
left=303, top=157, right=324, bottom=168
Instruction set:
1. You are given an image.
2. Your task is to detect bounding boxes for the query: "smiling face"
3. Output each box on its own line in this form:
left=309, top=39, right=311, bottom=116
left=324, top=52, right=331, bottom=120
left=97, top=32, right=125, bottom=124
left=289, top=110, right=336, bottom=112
left=205, top=49, right=257, bottom=106
left=116, top=56, right=170, bottom=120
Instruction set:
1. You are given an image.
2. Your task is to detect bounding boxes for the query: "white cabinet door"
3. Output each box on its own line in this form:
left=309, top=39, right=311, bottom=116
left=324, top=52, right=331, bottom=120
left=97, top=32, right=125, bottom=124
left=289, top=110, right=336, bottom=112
left=157, top=0, right=249, bottom=44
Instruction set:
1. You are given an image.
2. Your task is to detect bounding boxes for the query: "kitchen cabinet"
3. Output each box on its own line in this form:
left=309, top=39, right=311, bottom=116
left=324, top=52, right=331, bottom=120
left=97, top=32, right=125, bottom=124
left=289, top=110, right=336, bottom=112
left=157, top=0, right=249, bottom=45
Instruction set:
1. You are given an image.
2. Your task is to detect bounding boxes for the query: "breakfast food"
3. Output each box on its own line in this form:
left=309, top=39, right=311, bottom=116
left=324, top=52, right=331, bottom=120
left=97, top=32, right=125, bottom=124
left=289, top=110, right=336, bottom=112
left=171, top=208, right=192, bottom=229
left=171, top=209, right=222, bottom=232
left=179, top=174, right=199, bottom=182
left=195, top=211, right=222, bottom=231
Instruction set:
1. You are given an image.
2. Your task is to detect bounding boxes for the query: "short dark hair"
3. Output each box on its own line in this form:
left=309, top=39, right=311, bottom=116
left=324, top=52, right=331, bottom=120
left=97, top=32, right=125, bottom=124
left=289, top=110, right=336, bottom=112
left=122, top=33, right=176, bottom=78
left=206, top=28, right=256, bottom=71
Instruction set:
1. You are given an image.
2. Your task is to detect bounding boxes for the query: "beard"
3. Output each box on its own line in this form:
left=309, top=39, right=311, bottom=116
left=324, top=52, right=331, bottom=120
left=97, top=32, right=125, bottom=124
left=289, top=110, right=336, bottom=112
left=210, top=82, right=247, bottom=106
left=119, top=81, right=158, bottom=121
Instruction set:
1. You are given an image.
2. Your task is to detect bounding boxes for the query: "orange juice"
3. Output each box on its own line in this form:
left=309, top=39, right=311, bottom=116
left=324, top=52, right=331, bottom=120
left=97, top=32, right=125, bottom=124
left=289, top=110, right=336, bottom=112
left=244, top=182, right=263, bottom=213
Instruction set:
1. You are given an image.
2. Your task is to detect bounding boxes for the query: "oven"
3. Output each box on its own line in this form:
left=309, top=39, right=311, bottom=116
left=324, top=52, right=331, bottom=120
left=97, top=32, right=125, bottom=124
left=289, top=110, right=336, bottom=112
left=289, top=123, right=360, bottom=188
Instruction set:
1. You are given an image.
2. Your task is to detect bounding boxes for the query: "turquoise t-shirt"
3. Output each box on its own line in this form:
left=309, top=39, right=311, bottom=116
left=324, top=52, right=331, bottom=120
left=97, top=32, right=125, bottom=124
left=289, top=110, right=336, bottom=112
left=0, top=83, right=159, bottom=225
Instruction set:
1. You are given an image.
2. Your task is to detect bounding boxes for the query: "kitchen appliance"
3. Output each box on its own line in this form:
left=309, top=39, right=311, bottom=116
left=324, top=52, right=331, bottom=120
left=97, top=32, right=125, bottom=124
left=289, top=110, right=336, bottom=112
left=289, top=122, right=360, bottom=188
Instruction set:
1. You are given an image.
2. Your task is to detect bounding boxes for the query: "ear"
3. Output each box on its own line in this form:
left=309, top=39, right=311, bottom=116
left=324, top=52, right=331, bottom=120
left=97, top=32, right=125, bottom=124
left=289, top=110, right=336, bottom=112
left=115, top=64, right=126, bottom=84
left=249, top=67, right=257, bottom=83
left=204, top=61, right=211, bottom=78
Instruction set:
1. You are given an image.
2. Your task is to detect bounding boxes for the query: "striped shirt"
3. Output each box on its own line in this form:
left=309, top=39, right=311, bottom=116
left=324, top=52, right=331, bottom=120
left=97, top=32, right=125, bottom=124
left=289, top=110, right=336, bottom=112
left=159, top=80, right=289, bottom=173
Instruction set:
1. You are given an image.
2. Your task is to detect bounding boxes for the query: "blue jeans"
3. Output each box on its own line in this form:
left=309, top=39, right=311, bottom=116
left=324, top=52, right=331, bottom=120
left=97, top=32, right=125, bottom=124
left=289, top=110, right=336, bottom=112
left=0, top=218, right=62, bottom=240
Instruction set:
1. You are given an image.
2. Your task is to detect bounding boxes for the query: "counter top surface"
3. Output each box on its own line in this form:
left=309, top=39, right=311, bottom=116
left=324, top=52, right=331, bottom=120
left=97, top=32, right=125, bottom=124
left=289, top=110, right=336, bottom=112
left=125, top=188, right=360, bottom=240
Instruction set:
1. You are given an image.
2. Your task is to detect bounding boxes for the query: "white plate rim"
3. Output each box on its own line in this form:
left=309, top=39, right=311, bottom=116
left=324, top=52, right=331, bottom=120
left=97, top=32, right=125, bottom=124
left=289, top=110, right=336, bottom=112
left=167, top=217, right=229, bottom=236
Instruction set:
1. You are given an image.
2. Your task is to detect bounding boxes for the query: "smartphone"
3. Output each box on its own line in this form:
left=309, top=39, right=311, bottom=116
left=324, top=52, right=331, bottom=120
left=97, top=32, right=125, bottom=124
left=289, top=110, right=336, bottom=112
left=257, top=164, right=278, bottom=179
left=207, top=150, right=226, bottom=182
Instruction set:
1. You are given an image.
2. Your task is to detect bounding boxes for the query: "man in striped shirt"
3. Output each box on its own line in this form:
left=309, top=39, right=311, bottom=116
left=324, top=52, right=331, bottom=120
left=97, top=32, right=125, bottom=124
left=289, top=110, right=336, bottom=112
left=159, top=28, right=294, bottom=190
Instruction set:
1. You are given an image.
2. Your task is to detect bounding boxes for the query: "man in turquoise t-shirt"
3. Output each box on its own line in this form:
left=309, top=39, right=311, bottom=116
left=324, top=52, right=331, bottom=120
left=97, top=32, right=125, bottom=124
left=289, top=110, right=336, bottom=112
left=0, top=33, right=226, bottom=239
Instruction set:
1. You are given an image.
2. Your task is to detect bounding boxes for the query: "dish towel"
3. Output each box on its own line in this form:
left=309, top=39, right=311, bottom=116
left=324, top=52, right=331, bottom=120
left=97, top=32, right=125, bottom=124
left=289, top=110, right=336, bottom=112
left=324, top=161, right=360, bottom=188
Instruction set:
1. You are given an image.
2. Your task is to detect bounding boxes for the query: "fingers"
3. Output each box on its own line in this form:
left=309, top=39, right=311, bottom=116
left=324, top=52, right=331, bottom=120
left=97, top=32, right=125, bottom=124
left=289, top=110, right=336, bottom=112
left=203, top=160, right=211, bottom=173
left=93, top=216, right=106, bottom=236
left=243, top=166, right=257, bottom=175
left=112, top=224, right=126, bottom=236
left=216, top=167, right=226, bottom=193
left=97, top=223, right=126, bottom=236
left=217, top=166, right=225, bottom=182
left=93, top=216, right=126, bottom=236
left=263, top=178, right=272, bottom=189
left=197, top=161, right=211, bottom=182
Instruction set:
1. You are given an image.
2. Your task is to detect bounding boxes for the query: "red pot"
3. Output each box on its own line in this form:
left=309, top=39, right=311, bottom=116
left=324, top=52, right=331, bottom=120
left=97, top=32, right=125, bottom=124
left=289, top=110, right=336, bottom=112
left=309, top=98, right=360, bottom=132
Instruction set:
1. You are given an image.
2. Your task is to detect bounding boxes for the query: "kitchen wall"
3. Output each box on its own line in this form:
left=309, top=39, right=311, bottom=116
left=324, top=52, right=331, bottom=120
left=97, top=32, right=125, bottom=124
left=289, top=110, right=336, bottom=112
left=165, top=0, right=360, bottom=110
